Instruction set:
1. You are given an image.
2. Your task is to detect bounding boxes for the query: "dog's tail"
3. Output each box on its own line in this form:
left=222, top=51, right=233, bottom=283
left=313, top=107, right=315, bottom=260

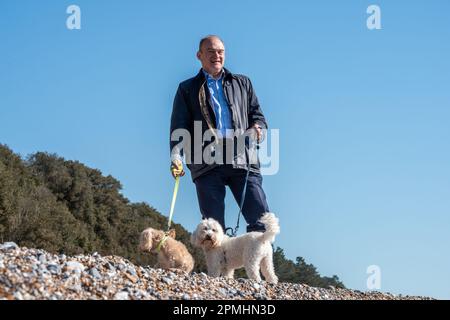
left=260, top=212, right=280, bottom=243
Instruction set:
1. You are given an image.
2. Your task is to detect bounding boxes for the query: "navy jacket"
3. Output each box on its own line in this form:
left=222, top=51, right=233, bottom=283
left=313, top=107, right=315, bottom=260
left=170, top=68, right=268, bottom=181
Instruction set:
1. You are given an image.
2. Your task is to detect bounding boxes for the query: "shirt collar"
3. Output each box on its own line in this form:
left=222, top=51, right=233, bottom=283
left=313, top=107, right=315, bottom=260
left=202, top=68, right=224, bottom=81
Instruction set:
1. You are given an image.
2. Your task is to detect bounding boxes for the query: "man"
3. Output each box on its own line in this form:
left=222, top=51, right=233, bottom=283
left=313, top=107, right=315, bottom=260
left=170, top=35, right=270, bottom=233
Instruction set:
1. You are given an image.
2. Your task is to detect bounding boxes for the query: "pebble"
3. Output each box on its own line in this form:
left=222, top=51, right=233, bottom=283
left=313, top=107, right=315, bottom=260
left=64, top=261, right=85, bottom=274
left=69, top=284, right=82, bottom=292
left=218, top=288, right=228, bottom=296
left=229, top=288, right=237, bottom=296
left=0, top=242, right=18, bottom=250
left=127, top=267, right=137, bottom=277
left=105, top=262, right=114, bottom=271
left=254, top=293, right=267, bottom=300
left=47, top=264, right=61, bottom=275
left=38, top=254, right=47, bottom=263
left=89, top=268, right=101, bottom=279
left=114, top=291, right=130, bottom=300
left=14, top=292, right=24, bottom=300
left=0, top=243, right=435, bottom=301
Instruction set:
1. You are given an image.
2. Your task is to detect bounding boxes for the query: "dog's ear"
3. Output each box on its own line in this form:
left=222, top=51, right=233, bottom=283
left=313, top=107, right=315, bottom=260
left=190, top=229, right=201, bottom=248
left=168, top=229, right=176, bottom=239
left=139, top=228, right=153, bottom=252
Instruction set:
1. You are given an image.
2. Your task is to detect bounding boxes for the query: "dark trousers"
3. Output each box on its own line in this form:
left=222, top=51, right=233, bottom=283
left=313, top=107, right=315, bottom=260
left=194, top=164, right=270, bottom=233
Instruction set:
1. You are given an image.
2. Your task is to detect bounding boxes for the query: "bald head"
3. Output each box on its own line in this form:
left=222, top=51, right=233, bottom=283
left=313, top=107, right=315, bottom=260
left=197, top=35, right=226, bottom=78
left=199, top=35, right=225, bottom=52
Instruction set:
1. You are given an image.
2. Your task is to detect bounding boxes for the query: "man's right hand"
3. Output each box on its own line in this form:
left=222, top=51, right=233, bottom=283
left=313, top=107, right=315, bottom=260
left=170, top=159, right=185, bottom=179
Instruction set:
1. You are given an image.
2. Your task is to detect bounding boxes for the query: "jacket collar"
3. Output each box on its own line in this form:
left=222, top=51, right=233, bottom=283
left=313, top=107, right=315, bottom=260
left=196, top=67, right=233, bottom=82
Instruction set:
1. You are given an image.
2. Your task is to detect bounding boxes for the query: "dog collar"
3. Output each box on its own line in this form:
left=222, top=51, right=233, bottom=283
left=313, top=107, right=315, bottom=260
left=156, top=233, right=169, bottom=253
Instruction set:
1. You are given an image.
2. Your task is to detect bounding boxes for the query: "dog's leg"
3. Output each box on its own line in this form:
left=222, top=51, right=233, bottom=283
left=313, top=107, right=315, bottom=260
left=208, top=265, right=221, bottom=277
left=156, top=252, right=171, bottom=270
left=181, top=257, right=194, bottom=273
left=260, top=255, right=278, bottom=284
left=223, top=268, right=235, bottom=279
left=206, top=252, right=222, bottom=277
left=245, top=258, right=262, bottom=282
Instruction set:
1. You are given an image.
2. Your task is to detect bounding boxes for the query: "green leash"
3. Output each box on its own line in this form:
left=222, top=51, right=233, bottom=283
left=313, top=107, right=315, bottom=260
left=156, top=176, right=180, bottom=252
left=155, top=233, right=169, bottom=252
left=167, top=176, right=180, bottom=230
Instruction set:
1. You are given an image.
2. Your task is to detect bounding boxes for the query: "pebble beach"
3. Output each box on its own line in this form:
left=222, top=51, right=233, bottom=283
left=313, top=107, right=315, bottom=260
left=0, top=242, right=433, bottom=300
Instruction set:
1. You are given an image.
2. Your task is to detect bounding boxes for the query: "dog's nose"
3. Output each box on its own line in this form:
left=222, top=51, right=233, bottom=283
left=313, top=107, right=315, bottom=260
left=205, top=235, right=212, bottom=240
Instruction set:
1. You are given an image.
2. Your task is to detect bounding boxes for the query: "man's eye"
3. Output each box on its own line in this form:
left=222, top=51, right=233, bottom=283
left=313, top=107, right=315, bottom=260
left=208, top=50, right=224, bottom=54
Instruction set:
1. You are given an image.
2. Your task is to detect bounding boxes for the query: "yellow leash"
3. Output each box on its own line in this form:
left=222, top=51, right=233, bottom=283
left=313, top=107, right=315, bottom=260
left=167, top=176, right=180, bottom=231
left=155, top=233, right=169, bottom=252
left=156, top=176, right=180, bottom=252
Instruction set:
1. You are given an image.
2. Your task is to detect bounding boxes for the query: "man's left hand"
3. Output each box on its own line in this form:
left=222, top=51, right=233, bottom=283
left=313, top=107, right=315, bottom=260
left=252, top=124, right=263, bottom=143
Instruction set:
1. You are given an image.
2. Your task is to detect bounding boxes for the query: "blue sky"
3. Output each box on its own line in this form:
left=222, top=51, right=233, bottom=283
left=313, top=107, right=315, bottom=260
left=1, top=0, right=449, bottom=299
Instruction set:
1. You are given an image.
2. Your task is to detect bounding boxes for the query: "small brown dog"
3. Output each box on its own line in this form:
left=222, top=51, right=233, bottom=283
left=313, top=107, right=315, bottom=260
left=139, top=227, right=194, bottom=273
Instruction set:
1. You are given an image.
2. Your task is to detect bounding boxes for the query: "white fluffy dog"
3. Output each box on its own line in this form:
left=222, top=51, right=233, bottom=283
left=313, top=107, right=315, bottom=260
left=191, top=212, right=280, bottom=283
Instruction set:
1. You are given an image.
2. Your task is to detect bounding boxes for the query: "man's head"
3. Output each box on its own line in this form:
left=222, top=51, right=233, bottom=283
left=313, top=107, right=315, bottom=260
left=197, top=35, right=225, bottom=78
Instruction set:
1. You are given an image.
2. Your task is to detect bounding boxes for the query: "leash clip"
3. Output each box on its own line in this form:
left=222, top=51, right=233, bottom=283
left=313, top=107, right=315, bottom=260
left=224, top=226, right=238, bottom=238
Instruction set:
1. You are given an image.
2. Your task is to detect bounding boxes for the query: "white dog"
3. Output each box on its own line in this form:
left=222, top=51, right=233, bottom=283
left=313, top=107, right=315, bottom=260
left=191, top=212, right=280, bottom=283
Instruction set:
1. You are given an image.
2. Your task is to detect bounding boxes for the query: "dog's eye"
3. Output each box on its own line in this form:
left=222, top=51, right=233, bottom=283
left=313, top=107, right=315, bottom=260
left=203, top=226, right=208, bottom=231
left=212, top=229, right=216, bottom=232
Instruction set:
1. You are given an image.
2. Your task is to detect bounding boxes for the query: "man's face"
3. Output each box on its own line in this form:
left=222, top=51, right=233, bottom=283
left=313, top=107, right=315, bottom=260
left=197, top=37, right=225, bottom=77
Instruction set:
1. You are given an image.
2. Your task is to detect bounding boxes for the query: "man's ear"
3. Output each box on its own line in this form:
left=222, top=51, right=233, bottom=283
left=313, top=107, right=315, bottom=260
left=196, top=51, right=202, bottom=61
left=168, top=229, right=176, bottom=239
